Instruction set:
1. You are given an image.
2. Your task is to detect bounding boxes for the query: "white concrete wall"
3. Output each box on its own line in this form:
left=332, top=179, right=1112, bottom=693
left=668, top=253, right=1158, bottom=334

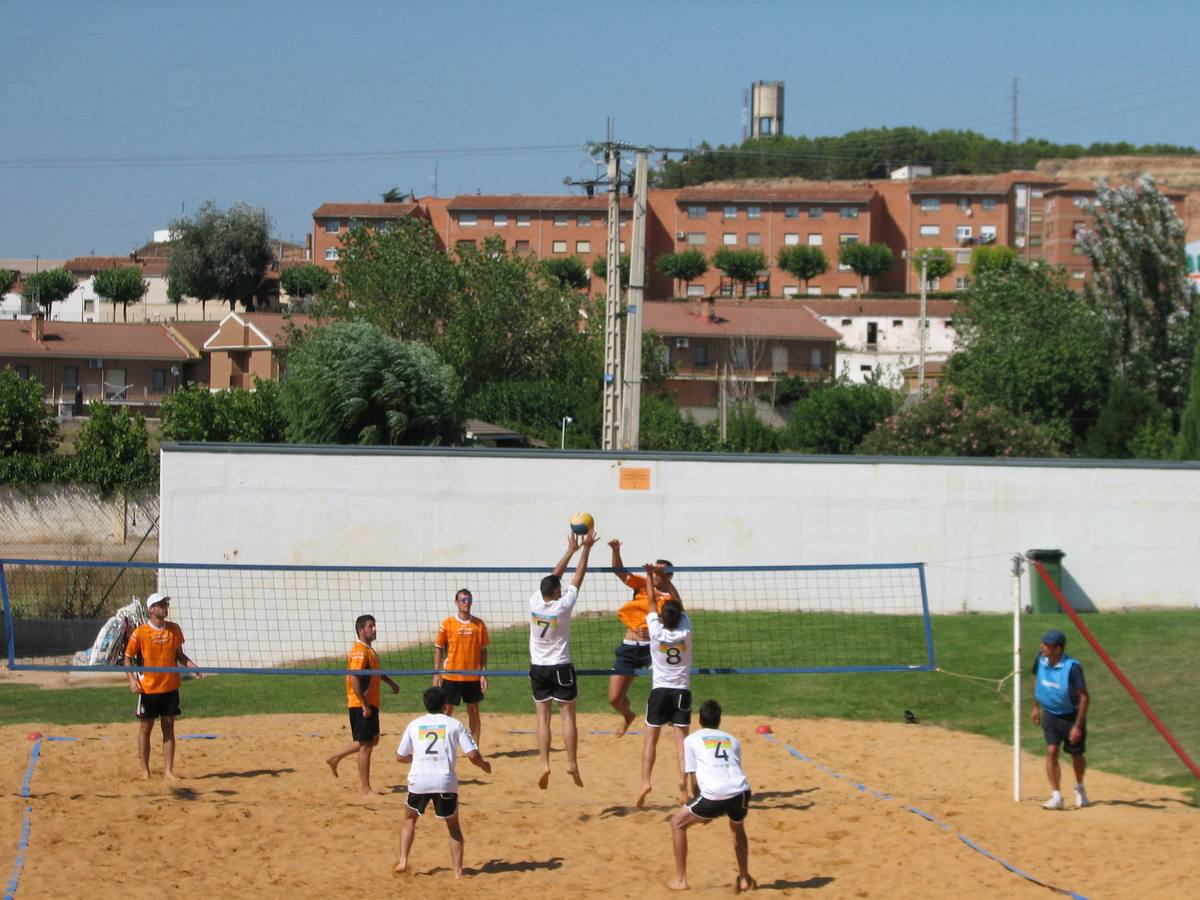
left=156, top=447, right=1200, bottom=667
left=0, top=486, right=158, bottom=546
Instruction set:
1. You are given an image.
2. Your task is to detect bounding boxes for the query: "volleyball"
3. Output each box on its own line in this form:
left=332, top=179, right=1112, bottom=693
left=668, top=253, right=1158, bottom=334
left=569, top=512, right=594, bottom=535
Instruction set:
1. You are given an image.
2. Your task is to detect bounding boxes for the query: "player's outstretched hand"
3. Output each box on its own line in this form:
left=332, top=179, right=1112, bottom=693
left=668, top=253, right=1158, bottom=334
left=580, top=529, right=599, bottom=548
left=608, top=538, right=621, bottom=551
left=566, top=531, right=581, bottom=554
left=480, top=759, right=492, bottom=775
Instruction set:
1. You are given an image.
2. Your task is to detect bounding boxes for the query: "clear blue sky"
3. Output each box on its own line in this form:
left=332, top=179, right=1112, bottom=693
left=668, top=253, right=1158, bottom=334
left=3, top=0, right=1198, bottom=258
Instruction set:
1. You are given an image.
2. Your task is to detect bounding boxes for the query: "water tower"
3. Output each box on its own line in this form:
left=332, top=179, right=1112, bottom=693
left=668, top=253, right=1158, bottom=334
left=749, top=80, right=784, bottom=138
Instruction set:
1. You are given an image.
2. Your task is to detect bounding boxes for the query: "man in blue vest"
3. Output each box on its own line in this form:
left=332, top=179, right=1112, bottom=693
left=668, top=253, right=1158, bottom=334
left=1031, top=629, right=1090, bottom=809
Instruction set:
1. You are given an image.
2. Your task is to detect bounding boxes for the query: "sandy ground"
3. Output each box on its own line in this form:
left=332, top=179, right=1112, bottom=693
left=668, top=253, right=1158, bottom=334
left=1, top=709, right=1197, bottom=899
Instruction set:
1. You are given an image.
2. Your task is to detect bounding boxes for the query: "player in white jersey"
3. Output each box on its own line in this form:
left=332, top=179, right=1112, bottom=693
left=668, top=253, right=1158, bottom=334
left=394, top=686, right=492, bottom=879
left=528, top=527, right=598, bottom=790
left=668, top=699, right=755, bottom=893
left=636, top=563, right=693, bottom=808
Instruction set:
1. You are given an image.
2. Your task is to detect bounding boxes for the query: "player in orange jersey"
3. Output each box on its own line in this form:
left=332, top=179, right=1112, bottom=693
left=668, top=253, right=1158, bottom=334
left=124, top=593, right=202, bottom=780
left=607, top=539, right=681, bottom=735
left=325, top=614, right=400, bottom=799
left=433, top=588, right=490, bottom=744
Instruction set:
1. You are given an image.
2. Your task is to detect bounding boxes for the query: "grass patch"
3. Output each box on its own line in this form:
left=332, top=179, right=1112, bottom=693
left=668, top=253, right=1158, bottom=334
left=2, top=610, right=1196, bottom=802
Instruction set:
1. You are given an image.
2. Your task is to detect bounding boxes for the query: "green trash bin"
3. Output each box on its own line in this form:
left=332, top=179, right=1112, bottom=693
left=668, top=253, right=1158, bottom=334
left=1027, top=549, right=1066, bottom=613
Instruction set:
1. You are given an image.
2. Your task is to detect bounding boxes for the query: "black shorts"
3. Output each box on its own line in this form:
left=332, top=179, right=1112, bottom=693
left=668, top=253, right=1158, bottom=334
left=135, top=690, right=181, bottom=720
left=442, top=679, right=484, bottom=706
left=348, top=706, right=380, bottom=743
left=688, top=789, right=752, bottom=822
left=406, top=792, right=459, bottom=818
left=529, top=664, right=578, bottom=703
left=1041, top=710, right=1086, bottom=755
left=645, top=687, right=692, bottom=727
left=611, top=641, right=651, bottom=676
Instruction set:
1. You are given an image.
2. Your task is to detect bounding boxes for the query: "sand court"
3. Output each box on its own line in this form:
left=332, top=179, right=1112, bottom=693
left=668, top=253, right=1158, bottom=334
left=2, top=712, right=1197, bottom=898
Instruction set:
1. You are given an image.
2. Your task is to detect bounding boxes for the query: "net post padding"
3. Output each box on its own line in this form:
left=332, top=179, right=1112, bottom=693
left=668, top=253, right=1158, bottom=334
left=1032, top=560, right=1200, bottom=779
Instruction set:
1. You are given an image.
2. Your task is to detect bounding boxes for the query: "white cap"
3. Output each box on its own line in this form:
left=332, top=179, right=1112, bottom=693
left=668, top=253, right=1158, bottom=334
left=146, top=593, right=171, bottom=608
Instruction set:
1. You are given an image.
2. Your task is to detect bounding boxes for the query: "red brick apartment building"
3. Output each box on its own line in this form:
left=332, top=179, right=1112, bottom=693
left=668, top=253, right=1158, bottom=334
left=311, top=202, right=422, bottom=271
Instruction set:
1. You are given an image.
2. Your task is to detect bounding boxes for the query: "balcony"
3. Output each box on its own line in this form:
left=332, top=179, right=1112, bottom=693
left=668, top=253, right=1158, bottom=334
left=48, top=381, right=178, bottom=416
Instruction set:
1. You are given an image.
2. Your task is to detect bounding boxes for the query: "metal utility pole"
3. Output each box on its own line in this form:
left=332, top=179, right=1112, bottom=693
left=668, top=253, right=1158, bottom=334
left=620, top=150, right=649, bottom=450
left=601, top=144, right=624, bottom=450
left=1010, top=77, right=1019, bottom=146
left=918, top=258, right=928, bottom=394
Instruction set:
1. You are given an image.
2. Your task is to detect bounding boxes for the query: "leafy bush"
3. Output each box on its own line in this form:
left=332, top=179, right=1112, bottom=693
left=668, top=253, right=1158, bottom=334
left=0, top=367, right=58, bottom=455
left=72, top=403, right=158, bottom=494
left=784, top=380, right=899, bottom=454
left=160, top=381, right=285, bottom=443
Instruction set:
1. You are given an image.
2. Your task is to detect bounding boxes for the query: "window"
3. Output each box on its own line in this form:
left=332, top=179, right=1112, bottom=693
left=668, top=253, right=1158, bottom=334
left=554, top=214, right=569, bottom=227
left=808, top=234, right=823, bottom=246
left=324, top=221, right=340, bottom=234
left=459, top=212, right=477, bottom=226
left=810, top=348, right=823, bottom=368
left=954, top=277, right=967, bottom=290
left=982, top=198, right=997, bottom=211
left=687, top=205, right=706, bottom=219
left=927, top=277, right=941, bottom=290
left=686, top=284, right=705, bottom=297
left=955, top=225, right=973, bottom=242
left=946, top=319, right=954, bottom=328
left=577, top=214, right=592, bottom=226
left=839, top=234, right=858, bottom=244
left=514, top=240, right=531, bottom=255
left=456, top=239, right=476, bottom=249
left=784, top=233, right=799, bottom=246
left=687, top=232, right=707, bottom=245
left=576, top=240, right=591, bottom=253
left=980, top=225, right=997, bottom=243
left=619, top=241, right=626, bottom=252
left=63, top=366, right=79, bottom=386
left=724, top=205, right=737, bottom=219
left=892, top=320, right=903, bottom=328
left=1072, top=220, right=1086, bottom=239
left=807, top=287, right=821, bottom=296
left=1029, top=237, right=1042, bottom=247
left=493, top=213, right=508, bottom=226
left=1072, top=270, right=1086, bottom=280
left=956, top=249, right=971, bottom=264
left=919, top=224, right=940, bottom=236
left=16, top=365, right=30, bottom=379
left=694, top=344, right=708, bottom=366
left=1073, top=196, right=1089, bottom=208
left=809, top=206, right=823, bottom=219
left=840, top=318, right=852, bottom=326
left=732, top=345, right=749, bottom=368
left=746, top=233, right=761, bottom=246
left=723, top=233, right=737, bottom=246
left=866, top=322, right=878, bottom=345
left=782, top=286, right=800, bottom=297
left=920, top=198, right=941, bottom=211
left=517, top=213, right=531, bottom=227
left=747, top=206, right=762, bottom=219
left=1072, top=244, right=1085, bottom=256
left=324, top=248, right=339, bottom=261
left=152, top=369, right=167, bottom=391
left=958, top=198, right=971, bottom=212
left=838, top=287, right=858, bottom=297
left=840, top=206, right=860, bottom=219
left=784, top=206, right=799, bottom=219
left=83, top=299, right=95, bottom=312
left=552, top=240, right=567, bottom=253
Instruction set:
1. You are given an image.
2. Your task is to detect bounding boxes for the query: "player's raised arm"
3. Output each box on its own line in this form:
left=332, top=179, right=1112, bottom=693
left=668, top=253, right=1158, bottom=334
left=609, top=538, right=629, bottom=581
left=571, top=530, right=599, bottom=590
left=552, top=531, right=581, bottom=580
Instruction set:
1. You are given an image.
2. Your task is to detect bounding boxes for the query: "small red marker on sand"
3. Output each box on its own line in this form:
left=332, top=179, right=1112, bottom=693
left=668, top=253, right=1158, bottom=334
left=755, top=725, right=772, bottom=735
left=27, top=731, right=43, bottom=741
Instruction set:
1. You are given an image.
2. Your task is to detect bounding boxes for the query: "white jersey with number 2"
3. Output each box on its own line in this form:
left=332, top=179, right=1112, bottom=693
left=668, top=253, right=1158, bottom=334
left=647, top=610, right=692, bottom=690
left=528, top=584, right=578, bottom=665
left=684, top=727, right=751, bottom=800
left=397, top=713, right=478, bottom=794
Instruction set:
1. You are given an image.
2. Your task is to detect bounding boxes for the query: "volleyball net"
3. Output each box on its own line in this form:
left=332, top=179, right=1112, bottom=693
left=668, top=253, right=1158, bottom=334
left=1, top=559, right=933, bottom=676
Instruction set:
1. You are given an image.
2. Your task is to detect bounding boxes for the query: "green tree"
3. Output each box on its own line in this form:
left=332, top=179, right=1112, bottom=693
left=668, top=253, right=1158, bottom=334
left=0, top=268, right=15, bottom=297
left=541, top=256, right=590, bottom=290
left=168, top=201, right=273, bottom=315
left=969, top=244, right=1019, bottom=278
left=1081, top=378, right=1172, bottom=459
left=0, top=366, right=58, bottom=455
left=1177, top=339, right=1200, bottom=460
left=280, top=321, right=461, bottom=445
left=381, top=188, right=411, bottom=203
left=21, top=268, right=77, bottom=319
left=333, top=217, right=455, bottom=343
left=73, top=403, right=157, bottom=494
left=945, top=262, right=1112, bottom=447
left=783, top=379, right=898, bottom=454
left=280, top=263, right=333, bottom=307
left=776, top=245, right=829, bottom=293
left=718, top=404, right=781, bottom=452
left=912, top=248, right=954, bottom=286
left=591, top=253, right=631, bottom=288
left=655, top=249, right=708, bottom=296
left=1078, top=176, right=1197, bottom=412
left=160, top=380, right=285, bottom=443
left=838, top=242, right=893, bottom=293
left=92, top=266, right=148, bottom=322
left=637, top=394, right=714, bottom=452
left=859, top=386, right=1060, bottom=458
left=712, top=248, right=767, bottom=297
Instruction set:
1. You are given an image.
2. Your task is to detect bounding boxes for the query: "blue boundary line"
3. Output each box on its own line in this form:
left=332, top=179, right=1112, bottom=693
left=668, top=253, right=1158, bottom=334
left=6, top=737, right=42, bottom=900
left=761, top=734, right=1089, bottom=899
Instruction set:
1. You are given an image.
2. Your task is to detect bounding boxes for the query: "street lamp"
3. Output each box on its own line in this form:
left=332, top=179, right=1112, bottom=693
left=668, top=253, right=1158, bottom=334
left=560, top=416, right=573, bottom=449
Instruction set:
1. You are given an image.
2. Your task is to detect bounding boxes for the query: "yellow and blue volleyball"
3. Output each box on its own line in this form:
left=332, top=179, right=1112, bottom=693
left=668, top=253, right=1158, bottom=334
left=569, top=512, right=594, bottom=535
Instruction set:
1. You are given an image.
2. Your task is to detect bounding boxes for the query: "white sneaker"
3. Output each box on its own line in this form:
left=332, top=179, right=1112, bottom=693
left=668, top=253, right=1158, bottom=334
left=1074, top=786, right=1089, bottom=808
left=1043, top=794, right=1064, bottom=810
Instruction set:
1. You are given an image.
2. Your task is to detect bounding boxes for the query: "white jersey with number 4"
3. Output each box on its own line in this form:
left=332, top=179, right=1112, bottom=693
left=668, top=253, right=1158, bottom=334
left=397, top=713, right=478, bottom=794
left=528, top=584, right=578, bottom=665
left=684, top=727, right=751, bottom=800
left=647, top=610, right=692, bottom=690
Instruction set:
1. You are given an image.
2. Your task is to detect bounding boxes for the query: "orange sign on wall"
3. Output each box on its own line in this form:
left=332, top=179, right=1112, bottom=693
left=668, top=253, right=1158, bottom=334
left=619, top=467, right=651, bottom=491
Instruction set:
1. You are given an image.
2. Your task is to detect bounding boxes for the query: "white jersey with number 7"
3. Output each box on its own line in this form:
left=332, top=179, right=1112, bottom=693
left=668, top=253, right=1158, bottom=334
left=528, top=584, right=579, bottom=666
left=684, top=727, right=751, bottom=800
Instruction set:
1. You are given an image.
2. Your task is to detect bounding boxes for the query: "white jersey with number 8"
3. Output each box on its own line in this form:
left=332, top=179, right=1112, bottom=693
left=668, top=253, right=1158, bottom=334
left=647, top=610, right=692, bottom=690
left=684, top=727, right=751, bottom=800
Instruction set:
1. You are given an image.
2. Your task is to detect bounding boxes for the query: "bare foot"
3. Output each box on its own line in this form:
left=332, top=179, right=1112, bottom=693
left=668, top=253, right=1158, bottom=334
left=667, top=877, right=689, bottom=891
left=568, top=766, right=584, bottom=788
left=326, top=757, right=340, bottom=778
left=636, top=783, right=652, bottom=808
left=616, top=710, right=636, bottom=737
left=164, top=772, right=180, bottom=781
left=138, top=771, right=151, bottom=781
left=734, top=875, right=757, bottom=893
left=393, top=861, right=408, bottom=876
left=538, top=769, right=550, bottom=790
left=454, top=869, right=463, bottom=880
left=362, top=790, right=379, bottom=800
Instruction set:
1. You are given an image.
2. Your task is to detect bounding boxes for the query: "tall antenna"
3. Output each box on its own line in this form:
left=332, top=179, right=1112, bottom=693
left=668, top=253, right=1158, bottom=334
left=741, top=88, right=750, bottom=143
left=1010, top=77, right=1019, bottom=146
